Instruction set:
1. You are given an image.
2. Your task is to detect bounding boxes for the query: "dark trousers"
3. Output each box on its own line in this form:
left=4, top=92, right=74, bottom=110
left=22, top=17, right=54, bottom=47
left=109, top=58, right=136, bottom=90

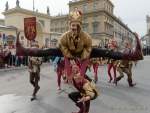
left=56, top=67, right=64, bottom=88
left=68, top=92, right=90, bottom=113
left=30, top=72, right=40, bottom=96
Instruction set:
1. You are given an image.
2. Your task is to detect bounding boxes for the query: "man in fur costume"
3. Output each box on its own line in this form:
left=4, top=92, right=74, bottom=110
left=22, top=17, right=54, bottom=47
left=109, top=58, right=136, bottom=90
left=16, top=9, right=143, bottom=67
left=59, top=8, right=92, bottom=79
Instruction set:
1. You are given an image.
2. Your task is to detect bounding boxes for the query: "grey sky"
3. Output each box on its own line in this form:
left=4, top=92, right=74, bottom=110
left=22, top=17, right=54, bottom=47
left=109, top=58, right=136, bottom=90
left=0, top=0, right=150, bottom=36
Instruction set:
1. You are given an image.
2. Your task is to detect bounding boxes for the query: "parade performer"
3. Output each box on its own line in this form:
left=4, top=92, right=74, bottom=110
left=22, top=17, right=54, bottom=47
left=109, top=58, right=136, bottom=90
left=28, top=41, right=42, bottom=101
left=107, top=37, right=118, bottom=84
left=69, top=64, right=98, bottom=113
left=90, top=58, right=100, bottom=83
left=53, top=57, right=65, bottom=90
left=0, top=46, right=13, bottom=68
left=16, top=9, right=143, bottom=66
left=116, top=41, right=136, bottom=87
left=60, top=8, right=92, bottom=78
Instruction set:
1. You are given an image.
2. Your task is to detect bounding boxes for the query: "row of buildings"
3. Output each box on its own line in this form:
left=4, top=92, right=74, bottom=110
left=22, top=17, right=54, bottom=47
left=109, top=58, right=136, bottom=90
left=0, top=0, right=136, bottom=49
left=141, top=15, right=150, bottom=47
left=51, top=0, right=135, bottom=47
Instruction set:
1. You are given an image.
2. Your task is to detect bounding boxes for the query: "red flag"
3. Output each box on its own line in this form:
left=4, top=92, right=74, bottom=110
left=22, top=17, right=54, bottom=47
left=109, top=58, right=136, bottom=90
left=24, top=17, right=36, bottom=41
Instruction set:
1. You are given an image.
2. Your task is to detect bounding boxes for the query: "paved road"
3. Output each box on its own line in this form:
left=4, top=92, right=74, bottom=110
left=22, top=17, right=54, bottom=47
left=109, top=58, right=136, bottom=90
left=0, top=57, right=150, bottom=113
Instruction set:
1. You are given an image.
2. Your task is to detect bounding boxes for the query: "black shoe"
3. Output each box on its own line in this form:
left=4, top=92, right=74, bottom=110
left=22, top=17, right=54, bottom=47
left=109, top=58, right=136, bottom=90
left=108, top=77, right=112, bottom=83
left=113, top=79, right=117, bottom=86
left=128, top=79, right=136, bottom=87
left=31, top=96, right=36, bottom=101
left=116, top=76, right=123, bottom=82
left=129, top=83, right=136, bottom=87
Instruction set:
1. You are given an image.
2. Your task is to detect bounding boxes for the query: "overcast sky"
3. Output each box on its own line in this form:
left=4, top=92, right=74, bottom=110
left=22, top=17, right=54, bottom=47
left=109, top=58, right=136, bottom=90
left=0, top=0, right=150, bottom=36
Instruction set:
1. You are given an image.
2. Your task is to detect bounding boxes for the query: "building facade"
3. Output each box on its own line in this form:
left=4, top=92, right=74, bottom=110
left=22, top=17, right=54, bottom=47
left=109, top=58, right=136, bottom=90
left=0, top=0, right=61, bottom=48
left=113, top=17, right=136, bottom=48
left=141, top=15, right=150, bottom=47
left=3, top=7, right=51, bottom=47
left=51, top=15, right=69, bottom=33
left=69, top=0, right=114, bottom=47
left=0, top=0, right=135, bottom=48
left=50, top=0, right=135, bottom=47
left=0, top=25, right=17, bottom=48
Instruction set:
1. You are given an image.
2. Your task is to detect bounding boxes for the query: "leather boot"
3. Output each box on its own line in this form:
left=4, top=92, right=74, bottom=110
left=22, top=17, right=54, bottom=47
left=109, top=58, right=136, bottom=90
left=116, top=76, right=123, bottom=82
left=75, top=103, right=84, bottom=113
left=128, top=79, right=136, bottom=87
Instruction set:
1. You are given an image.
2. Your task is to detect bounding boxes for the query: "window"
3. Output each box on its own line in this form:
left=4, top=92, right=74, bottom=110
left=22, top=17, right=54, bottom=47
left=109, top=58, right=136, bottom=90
left=93, top=15, right=98, bottom=22
left=93, top=22, right=99, bottom=33
left=83, top=17, right=88, bottom=23
left=83, top=3, right=87, bottom=12
left=45, top=38, right=49, bottom=47
left=82, top=23, right=89, bottom=32
left=61, top=21, right=64, bottom=26
left=39, top=20, right=45, bottom=27
left=61, top=28, right=64, bottom=33
left=54, top=22, right=57, bottom=27
left=93, top=1, right=98, bottom=10
left=105, top=23, right=108, bottom=32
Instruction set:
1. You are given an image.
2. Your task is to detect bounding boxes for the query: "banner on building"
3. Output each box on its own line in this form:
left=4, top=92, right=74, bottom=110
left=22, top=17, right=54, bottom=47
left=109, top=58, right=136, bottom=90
left=24, top=17, right=36, bottom=40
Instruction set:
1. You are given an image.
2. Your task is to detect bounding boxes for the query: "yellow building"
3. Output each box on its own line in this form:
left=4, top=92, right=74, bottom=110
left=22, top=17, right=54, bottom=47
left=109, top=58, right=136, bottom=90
left=2, top=6, right=51, bottom=48
left=0, top=25, right=17, bottom=47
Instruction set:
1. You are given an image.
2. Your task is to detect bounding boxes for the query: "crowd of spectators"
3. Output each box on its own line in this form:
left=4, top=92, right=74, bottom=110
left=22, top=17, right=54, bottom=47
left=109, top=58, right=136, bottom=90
left=0, top=45, right=50, bottom=69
